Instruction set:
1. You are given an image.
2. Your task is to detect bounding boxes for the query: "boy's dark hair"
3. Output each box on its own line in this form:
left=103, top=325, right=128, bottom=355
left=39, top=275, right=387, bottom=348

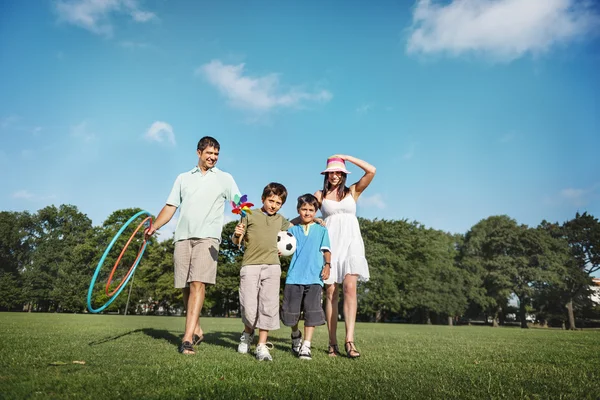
left=262, top=182, right=288, bottom=204
left=197, top=136, right=220, bottom=152
left=322, top=172, right=350, bottom=202
left=297, top=193, right=320, bottom=211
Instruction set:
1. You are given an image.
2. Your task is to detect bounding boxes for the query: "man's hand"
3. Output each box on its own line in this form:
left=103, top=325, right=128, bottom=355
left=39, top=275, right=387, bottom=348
left=144, top=225, right=158, bottom=240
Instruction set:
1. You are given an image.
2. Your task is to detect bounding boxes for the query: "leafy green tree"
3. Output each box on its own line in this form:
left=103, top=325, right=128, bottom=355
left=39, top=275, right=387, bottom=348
left=22, top=205, right=92, bottom=312
left=508, top=226, right=567, bottom=328
left=539, top=213, right=599, bottom=329
left=460, top=216, right=518, bottom=326
left=359, top=218, right=413, bottom=322
left=0, top=211, right=33, bottom=310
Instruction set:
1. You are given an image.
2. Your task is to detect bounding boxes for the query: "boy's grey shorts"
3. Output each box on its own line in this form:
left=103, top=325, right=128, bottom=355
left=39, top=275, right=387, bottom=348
left=280, top=284, right=326, bottom=327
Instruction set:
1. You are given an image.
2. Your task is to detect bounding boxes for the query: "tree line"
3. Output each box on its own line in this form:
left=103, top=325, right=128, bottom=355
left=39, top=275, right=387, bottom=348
left=1, top=205, right=598, bottom=329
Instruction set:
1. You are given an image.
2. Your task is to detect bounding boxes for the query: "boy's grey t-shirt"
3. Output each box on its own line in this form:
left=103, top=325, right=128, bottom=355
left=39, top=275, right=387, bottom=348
left=166, top=166, right=240, bottom=242
left=240, top=209, right=290, bottom=266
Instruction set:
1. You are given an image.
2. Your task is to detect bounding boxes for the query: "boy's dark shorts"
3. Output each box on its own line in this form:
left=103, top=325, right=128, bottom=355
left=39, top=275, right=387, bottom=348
left=280, top=284, right=326, bottom=327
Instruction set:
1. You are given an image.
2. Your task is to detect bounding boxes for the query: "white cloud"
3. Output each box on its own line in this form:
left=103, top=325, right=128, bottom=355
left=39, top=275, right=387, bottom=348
left=119, top=40, right=152, bottom=49
left=145, top=121, right=175, bottom=145
left=55, top=0, right=156, bottom=37
left=12, top=190, right=34, bottom=200
left=356, top=104, right=373, bottom=115
left=403, top=144, right=416, bottom=160
left=560, top=187, right=592, bottom=207
left=358, top=193, right=386, bottom=210
left=196, top=60, right=332, bottom=112
left=406, top=0, right=600, bottom=62
left=1, top=115, right=20, bottom=129
left=499, top=132, right=515, bottom=143
left=71, top=121, right=96, bottom=141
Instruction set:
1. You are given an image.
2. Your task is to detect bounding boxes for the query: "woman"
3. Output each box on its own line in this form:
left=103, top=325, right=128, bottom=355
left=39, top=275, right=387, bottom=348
left=314, top=154, right=376, bottom=358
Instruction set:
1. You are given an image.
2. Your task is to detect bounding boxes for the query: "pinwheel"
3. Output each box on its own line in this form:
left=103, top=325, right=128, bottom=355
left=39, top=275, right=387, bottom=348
left=231, top=194, right=254, bottom=218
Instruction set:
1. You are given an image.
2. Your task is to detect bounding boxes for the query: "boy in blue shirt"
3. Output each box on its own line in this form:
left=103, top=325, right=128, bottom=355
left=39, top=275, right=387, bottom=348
left=280, top=194, right=331, bottom=360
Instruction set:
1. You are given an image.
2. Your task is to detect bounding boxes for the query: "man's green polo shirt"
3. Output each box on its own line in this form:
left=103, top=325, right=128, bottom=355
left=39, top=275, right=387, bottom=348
left=166, top=166, right=240, bottom=242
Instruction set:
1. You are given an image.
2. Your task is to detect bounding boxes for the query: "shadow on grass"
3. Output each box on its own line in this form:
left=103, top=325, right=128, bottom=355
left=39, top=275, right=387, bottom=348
left=88, top=328, right=291, bottom=353
left=88, top=329, right=144, bottom=346
left=141, top=328, right=181, bottom=347
left=202, top=331, right=291, bottom=353
left=88, top=328, right=182, bottom=348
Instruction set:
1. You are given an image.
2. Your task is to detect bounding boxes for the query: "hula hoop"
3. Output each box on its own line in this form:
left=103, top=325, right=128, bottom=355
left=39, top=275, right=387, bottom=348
left=87, top=210, right=152, bottom=313
left=105, top=216, right=152, bottom=297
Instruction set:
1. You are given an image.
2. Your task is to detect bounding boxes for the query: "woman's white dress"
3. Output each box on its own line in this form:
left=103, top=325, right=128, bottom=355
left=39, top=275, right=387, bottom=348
left=321, top=195, right=370, bottom=284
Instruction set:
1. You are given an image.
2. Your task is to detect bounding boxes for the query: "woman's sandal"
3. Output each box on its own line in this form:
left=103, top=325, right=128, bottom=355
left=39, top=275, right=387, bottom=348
left=328, top=344, right=341, bottom=357
left=179, top=341, right=195, bottom=355
left=192, top=334, right=204, bottom=346
left=345, top=341, right=360, bottom=359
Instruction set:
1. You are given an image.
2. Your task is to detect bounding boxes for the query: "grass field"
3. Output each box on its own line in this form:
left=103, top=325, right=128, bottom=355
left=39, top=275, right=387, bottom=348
left=1, top=313, right=599, bottom=399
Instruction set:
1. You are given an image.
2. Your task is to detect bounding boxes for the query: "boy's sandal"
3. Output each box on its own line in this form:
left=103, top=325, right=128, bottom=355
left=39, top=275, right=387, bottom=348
left=328, top=344, right=341, bottom=357
left=179, top=341, right=195, bottom=355
left=192, top=334, right=204, bottom=346
left=345, top=341, right=360, bottom=359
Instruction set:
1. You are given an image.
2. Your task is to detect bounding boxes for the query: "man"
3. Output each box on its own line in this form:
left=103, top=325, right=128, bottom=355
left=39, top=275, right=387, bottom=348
left=146, top=136, right=240, bottom=355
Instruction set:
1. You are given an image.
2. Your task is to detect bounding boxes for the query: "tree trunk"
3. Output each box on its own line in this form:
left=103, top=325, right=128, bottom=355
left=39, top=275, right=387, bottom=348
left=375, top=310, right=382, bottom=323
left=519, top=298, right=529, bottom=329
left=566, top=299, right=576, bottom=330
left=492, top=309, right=499, bottom=327
left=447, top=316, right=453, bottom=326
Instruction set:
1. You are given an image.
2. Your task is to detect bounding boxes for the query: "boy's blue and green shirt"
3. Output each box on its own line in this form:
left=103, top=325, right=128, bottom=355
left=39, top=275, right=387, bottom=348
left=286, top=223, right=331, bottom=286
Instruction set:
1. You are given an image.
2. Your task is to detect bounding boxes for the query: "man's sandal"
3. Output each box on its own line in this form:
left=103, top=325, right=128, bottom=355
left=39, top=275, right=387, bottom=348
left=192, top=334, right=204, bottom=346
left=328, top=344, right=341, bottom=357
left=345, top=341, right=360, bottom=359
left=179, top=341, right=195, bottom=355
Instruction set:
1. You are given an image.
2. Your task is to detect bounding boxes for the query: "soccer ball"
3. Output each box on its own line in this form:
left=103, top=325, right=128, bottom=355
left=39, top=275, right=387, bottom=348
left=277, top=231, right=296, bottom=257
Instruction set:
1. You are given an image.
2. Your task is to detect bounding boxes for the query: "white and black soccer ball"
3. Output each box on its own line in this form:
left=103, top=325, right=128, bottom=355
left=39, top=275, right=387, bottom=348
left=277, top=231, right=297, bottom=257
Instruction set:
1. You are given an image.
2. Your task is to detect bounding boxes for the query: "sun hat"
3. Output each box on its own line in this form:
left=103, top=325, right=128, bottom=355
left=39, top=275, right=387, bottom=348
left=321, top=156, right=351, bottom=174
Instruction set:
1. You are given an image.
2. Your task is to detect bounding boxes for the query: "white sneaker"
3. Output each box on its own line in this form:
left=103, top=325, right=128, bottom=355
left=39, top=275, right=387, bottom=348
left=237, top=331, right=254, bottom=354
left=255, top=343, right=274, bottom=361
left=298, top=344, right=312, bottom=360
left=291, top=332, right=302, bottom=356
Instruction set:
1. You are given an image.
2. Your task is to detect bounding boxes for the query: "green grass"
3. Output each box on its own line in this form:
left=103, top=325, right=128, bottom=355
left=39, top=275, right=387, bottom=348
left=0, top=314, right=599, bottom=399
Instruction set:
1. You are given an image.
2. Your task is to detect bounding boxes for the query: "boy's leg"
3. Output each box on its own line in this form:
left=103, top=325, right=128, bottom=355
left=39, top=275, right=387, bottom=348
left=238, top=266, right=261, bottom=354
left=256, top=265, right=282, bottom=340
left=281, top=284, right=303, bottom=355
left=299, top=284, right=326, bottom=360
left=255, top=265, right=281, bottom=361
left=303, top=326, right=315, bottom=343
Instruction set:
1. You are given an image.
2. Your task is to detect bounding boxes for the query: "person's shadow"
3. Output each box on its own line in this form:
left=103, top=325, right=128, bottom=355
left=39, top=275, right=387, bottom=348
left=88, top=327, right=292, bottom=353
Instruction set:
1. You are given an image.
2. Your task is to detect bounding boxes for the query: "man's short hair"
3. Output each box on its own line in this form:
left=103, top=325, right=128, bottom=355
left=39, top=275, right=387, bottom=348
left=197, top=136, right=220, bottom=152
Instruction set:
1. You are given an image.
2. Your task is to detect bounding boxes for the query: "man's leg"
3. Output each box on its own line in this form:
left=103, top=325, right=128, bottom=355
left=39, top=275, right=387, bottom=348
left=182, top=281, right=205, bottom=351
left=182, top=287, right=203, bottom=339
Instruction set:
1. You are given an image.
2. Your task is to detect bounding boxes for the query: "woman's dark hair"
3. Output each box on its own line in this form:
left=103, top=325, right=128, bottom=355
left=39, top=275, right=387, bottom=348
left=197, top=136, right=220, bottom=152
left=297, top=193, right=320, bottom=211
left=322, top=172, right=350, bottom=202
left=261, top=182, right=288, bottom=204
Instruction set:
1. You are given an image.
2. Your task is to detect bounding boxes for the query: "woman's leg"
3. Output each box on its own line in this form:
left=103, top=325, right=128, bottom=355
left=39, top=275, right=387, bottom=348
left=342, top=274, right=358, bottom=343
left=325, top=283, right=338, bottom=345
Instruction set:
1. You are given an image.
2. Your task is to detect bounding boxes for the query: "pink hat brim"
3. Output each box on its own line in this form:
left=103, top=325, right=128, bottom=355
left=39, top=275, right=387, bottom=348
left=321, top=167, right=350, bottom=175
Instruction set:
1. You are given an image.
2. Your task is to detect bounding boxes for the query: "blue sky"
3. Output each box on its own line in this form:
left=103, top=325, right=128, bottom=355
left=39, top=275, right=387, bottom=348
left=1, top=0, right=599, bottom=241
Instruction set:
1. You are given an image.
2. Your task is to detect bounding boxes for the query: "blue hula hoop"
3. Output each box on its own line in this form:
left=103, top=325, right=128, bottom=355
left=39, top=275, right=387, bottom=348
left=87, top=210, right=152, bottom=313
